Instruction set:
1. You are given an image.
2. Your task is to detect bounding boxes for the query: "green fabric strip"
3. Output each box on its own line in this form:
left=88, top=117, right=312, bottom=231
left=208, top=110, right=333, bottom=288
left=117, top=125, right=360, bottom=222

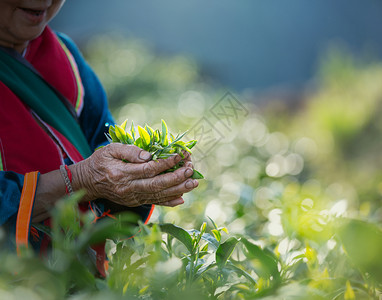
left=0, top=151, right=3, bottom=171
left=0, top=48, right=92, bottom=158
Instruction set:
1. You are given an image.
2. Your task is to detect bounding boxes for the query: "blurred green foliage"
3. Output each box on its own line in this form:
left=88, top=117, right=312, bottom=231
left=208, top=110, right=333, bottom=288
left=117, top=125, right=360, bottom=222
left=1, top=35, right=382, bottom=299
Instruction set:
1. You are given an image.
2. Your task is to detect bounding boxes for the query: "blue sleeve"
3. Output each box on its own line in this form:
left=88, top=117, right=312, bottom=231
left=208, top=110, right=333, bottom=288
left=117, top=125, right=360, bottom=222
left=56, top=32, right=115, bottom=151
left=0, top=171, right=24, bottom=226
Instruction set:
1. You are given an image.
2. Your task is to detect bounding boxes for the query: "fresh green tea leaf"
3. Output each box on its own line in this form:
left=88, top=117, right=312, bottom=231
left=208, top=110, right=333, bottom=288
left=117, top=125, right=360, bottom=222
left=108, top=126, right=120, bottom=143
left=138, top=126, right=150, bottom=148
left=337, top=218, right=382, bottom=283
left=120, top=119, right=128, bottom=131
left=211, top=229, right=221, bottom=242
left=159, top=223, right=194, bottom=253
left=241, top=237, right=280, bottom=280
left=125, top=132, right=134, bottom=144
left=130, top=121, right=136, bottom=141
left=216, top=237, right=240, bottom=267
left=192, top=170, right=204, bottom=179
left=134, top=137, right=144, bottom=149
left=161, top=119, right=169, bottom=147
left=108, top=119, right=204, bottom=179
left=115, top=125, right=128, bottom=144
left=185, top=140, right=197, bottom=149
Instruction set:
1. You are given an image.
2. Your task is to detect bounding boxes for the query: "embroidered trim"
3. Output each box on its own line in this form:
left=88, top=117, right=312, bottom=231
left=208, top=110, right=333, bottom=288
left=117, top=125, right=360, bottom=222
left=0, top=138, right=4, bottom=171
left=57, top=38, right=85, bottom=115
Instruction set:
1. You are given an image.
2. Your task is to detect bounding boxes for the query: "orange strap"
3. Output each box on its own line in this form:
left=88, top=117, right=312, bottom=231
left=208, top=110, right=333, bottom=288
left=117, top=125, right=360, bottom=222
left=145, top=204, right=155, bottom=225
left=16, top=171, right=39, bottom=255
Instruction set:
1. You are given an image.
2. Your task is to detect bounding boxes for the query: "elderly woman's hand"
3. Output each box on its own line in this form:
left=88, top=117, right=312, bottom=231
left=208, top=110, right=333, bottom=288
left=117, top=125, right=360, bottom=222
left=71, top=143, right=198, bottom=207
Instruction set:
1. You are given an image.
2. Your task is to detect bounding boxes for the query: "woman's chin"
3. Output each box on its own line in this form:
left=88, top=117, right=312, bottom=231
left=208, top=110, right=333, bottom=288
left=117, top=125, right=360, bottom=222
left=15, top=24, right=47, bottom=43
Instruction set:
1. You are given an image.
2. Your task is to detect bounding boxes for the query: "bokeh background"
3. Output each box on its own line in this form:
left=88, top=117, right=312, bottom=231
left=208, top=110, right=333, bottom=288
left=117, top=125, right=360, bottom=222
left=52, top=0, right=382, bottom=94
left=49, top=2, right=382, bottom=296
left=51, top=0, right=382, bottom=222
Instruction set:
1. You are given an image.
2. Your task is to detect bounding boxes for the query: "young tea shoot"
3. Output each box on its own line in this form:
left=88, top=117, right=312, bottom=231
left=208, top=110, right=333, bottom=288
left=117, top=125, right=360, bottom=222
left=103, top=119, right=204, bottom=179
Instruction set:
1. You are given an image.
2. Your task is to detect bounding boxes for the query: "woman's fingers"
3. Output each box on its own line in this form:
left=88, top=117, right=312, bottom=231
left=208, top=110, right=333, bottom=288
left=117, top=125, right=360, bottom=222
left=132, top=165, right=194, bottom=192
left=104, top=143, right=152, bottom=163
left=127, top=154, right=183, bottom=179
left=158, top=197, right=185, bottom=207
left=129, top=178, right=199, bottom=204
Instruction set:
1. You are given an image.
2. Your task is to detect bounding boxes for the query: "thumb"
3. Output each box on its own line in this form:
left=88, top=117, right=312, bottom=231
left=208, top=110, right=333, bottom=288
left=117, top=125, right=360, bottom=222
left=106, top=143, right=151, bottom=163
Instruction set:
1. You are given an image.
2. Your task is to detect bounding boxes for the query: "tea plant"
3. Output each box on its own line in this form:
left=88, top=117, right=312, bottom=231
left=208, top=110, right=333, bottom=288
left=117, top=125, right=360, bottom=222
left=101, top=119, right=203, bottom=179
left=1, top=190, right=381, bottom=299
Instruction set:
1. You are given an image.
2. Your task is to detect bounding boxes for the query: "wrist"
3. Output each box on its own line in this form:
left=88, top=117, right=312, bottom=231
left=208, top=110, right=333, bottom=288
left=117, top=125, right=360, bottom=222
left=69, top=161, right=95, bottom=202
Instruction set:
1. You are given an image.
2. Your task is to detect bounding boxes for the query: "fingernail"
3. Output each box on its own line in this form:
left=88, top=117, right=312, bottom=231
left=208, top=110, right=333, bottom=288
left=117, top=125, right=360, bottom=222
left=139, top=150, right=151, bottom=161
left=174, top=154, right=182, bottom=163
left=186, top=162, right=193, bottom=169
left=184, top=168, right=193, bottom=178
left=193, top=179, right=199, bottom=188
left=174, top=198, right=184, bottom=205
left=185, top=179, right=194, bottom=189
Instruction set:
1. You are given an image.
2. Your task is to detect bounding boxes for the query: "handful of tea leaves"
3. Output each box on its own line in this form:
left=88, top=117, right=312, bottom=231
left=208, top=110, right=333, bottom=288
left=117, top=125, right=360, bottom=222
left=103, top=119, right=204, bottom=179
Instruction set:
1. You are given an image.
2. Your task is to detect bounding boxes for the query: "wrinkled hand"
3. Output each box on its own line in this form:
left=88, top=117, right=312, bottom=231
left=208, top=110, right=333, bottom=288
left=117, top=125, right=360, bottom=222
left=71, top=143, right=198, bottom=207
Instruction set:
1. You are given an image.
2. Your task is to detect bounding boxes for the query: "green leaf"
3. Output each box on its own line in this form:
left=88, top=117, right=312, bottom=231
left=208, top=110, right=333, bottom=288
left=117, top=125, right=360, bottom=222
left=157, top=153, right=176, bottom=159
left=161, top=119, right=169, bottom=146
left=195, top=261, right=217, bottom=278
left=216, top=237, right=240, bottom=268
left=76, top=213, right=139, bottom=251
left=344, top=280, right=355, bottom=300
left=208, top=217, right=218, bottom=230
left=241, top=237, right=280, bottom=280
left=145, top=125, right=154, bottom=137
left=337, top=218, right=382, bottom=283
left=200, top=243, right=209, bottom=252
left=145, top=125, right=155, bottom=147
left=219, top=227, right=229, bottom=234
left=159, top=223, right=194, bottom=253
left=174, top=142, right=192, bottom=153
left=138, top=126, right=150, bottom=149
left=130, top=121, right=136, bottom=141
left=151, top=144, right=164, bottom=150
left=225, top=262, right=257, bottom=285
left=108, top=126, right=120, bottom=143
left=185, top=140, right=197, bottom=149
left=211, top=229, right=221, bottom=242
left=115, top=125, right=127, bottom=144
left=192, top=170, right=204, bottom=179
left=174, top=146, right=184, bottom=158
left=169, top=131, right=188, bottom=146
left=120, top=119, right=128, bottom=131
left=125, top=132, right=134, bottom=144
left=154, top=129, right=160, bottom=143
left=200, top=222, right=207, bottom=235
left=200, top=233, right=219, bottom=250
left=134, top=137, right=144, bottom=149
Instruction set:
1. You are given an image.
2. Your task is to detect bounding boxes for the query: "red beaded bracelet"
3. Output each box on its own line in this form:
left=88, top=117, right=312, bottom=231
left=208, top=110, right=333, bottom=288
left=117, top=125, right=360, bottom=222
left=60, top=165, right=74, bottom=195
